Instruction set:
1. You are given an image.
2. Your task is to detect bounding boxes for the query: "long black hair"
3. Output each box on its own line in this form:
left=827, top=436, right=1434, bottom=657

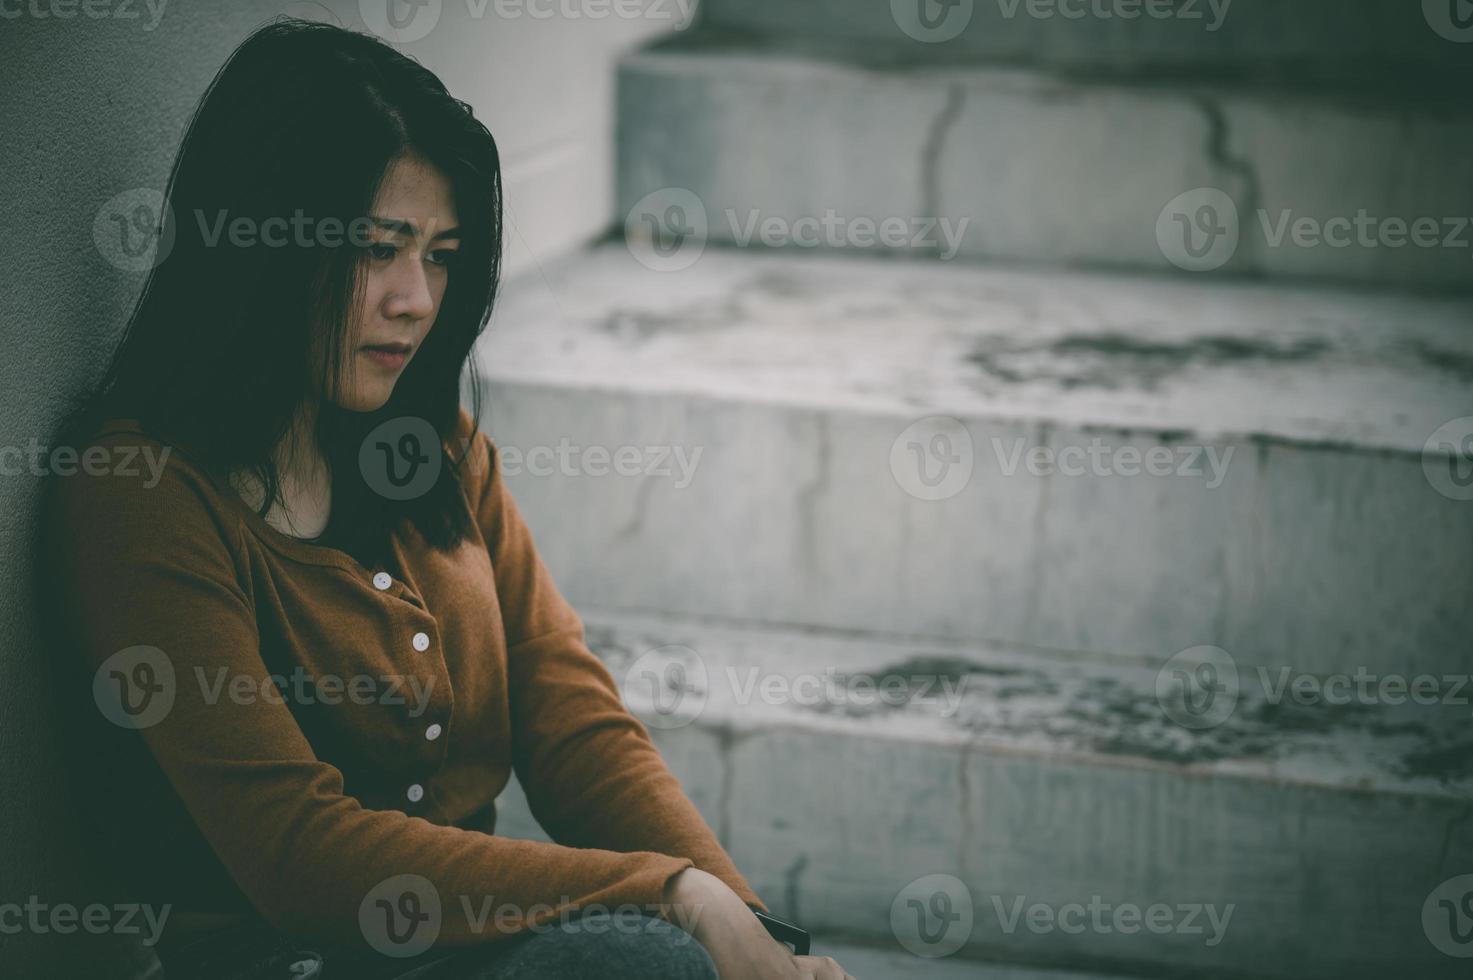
left=55, top=16, right=503, bottom=570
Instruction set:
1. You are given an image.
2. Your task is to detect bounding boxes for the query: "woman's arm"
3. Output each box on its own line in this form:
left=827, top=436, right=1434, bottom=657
left=460, top=411, right=768, bottom=914
left=41, top=430, right=698, bottom=954
left=663, top=868, right=855, bottom=980
left=468, top=430, right=870, bottom=978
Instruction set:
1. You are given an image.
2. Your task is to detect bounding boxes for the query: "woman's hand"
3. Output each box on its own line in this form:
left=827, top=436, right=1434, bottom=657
left=661, top=867, right=856, bottom=979
left=790, top=954, right=855, bottom=979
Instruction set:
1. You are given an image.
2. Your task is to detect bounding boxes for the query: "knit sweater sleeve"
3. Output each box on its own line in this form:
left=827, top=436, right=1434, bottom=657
left=41, top=428, right=700, bottom=955
left=460, top=412, right=768, bottom=914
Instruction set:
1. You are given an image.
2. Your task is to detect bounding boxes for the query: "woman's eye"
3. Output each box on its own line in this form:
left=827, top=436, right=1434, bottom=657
left=367, top=242, right=457, bottom=266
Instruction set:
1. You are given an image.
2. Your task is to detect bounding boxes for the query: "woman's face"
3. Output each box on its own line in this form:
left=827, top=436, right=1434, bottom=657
left=334, top=153, right=461, bottom=412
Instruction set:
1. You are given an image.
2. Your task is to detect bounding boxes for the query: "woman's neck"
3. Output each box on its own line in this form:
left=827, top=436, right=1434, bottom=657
left=276, top=401, right=326, bottom=489
left=230, top=402, right=333, bottom=540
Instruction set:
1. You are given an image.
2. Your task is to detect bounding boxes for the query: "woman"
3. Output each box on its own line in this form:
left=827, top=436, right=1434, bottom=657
left=38, top=17, right=853, bottom=980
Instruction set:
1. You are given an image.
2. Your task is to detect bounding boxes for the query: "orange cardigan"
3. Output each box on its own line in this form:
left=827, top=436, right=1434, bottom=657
left=39, top=406, right=765, bottom=956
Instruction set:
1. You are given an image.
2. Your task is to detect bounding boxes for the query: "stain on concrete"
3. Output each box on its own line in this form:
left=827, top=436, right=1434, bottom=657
left=883, top=653, right=1027, bottom=682
left=803, top=654, right=1058, bottom=721
left=596, top=269, right=844, bottom=340
left=1398, top=338, right=1473, bottom=384
left=1073, top=682, right=1395, bottom=766
left=600, top=293, right=747, bottom=340
left=582, top=624, right=625, bottom=655
left=1400, top=738, right=1473, bottom=783
left=966, top=332, right=1334, bottom=390
left=791, top=649, right=1457, bottom=778
left=748, top=269, right=808, bottom=300
left=585, top=627, right=1461, bottom=783
left=1055, top=333, right=1332, bottom=365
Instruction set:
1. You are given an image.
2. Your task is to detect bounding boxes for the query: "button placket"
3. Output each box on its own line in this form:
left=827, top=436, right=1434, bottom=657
left=404, top=617, right=442, bottom=808
left=370, top=564, right=446, bottom=810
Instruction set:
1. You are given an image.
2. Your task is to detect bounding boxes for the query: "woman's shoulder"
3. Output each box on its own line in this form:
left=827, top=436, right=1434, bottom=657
left=445, top=404, right=498, bottom=491
left=41, top=415, right=243, bottom=551
left=68, top=415, right=222, bottom=489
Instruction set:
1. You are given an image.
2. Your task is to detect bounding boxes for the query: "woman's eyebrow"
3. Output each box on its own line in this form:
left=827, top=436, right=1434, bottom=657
left=369, top=217, right=463, bottom=240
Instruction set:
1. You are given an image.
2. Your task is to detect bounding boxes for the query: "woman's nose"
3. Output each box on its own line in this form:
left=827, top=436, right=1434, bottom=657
left=384, top=258, right=435, bottom=319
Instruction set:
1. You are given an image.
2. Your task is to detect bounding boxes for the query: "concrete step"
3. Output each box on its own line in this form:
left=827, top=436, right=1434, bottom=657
left=615, top=46, right=1473, bottom=291
left=470, top=243, right=1473, bottom=678
left=693, top=0, right=1473, bottom=89
left=490, top=608, right=1473, bottom=980
left=809, top=938, right=1149, bottom=980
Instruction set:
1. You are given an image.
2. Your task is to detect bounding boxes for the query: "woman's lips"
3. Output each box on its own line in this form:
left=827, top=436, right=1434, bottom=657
left=361, top=345, right=410, bottom=369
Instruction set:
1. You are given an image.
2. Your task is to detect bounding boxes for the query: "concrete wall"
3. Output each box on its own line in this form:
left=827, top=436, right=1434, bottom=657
left=0, top=3, right=685, bottom=972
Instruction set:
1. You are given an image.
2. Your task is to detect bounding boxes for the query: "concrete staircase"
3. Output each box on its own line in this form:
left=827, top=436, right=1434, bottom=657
left=479, top=4, right=1473, bottom=977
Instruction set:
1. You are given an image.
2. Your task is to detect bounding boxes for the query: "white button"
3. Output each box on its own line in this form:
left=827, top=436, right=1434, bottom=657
left=412, top=632, right=430, bottom=652
left=372, top=572, right=392, bottom=591
left=407, top=783, right=424, bottom=802
left=425, top=724, right=442, bottom=741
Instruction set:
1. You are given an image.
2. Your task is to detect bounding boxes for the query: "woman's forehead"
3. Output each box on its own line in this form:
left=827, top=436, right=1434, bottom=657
left=372, top=154, right=459, bottom=231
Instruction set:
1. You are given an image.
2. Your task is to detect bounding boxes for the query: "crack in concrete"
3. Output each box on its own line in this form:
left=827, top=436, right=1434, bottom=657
left=921, top=83, right=967, bottom=259
left=1438, top=804, right=1472, bottom=872
left=1192, top=94, right=1261, bottom=272
left=706, top=726, right=760, bottom=853
left=794, top=413, right=832, bottom=585
left=781, top=853, right=808, bottom=923
left=958, top=731, right=980, bottom=880
left=715, top=725, right=738, bottom=848
left=1246, top=441, right=1269, bottom=650
left=1022, top=418, right=1054, bottom=641
left=615, top=466, right=661, bottom=542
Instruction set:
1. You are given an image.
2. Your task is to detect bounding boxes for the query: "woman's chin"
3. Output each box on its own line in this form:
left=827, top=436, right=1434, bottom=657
left=335, top=387, right=395, bottom=414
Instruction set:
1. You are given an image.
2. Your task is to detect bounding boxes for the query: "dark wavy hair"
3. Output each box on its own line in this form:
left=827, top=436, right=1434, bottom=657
left=55, top=16, right=503, bottom=570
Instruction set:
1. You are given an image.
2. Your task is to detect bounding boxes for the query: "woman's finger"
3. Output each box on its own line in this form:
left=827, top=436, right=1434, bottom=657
left=794, top=954, right=852, bottom=980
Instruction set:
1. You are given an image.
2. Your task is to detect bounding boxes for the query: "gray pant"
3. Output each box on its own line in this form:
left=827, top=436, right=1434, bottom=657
left=361, top=913, right=719, bottom=980
left=159, top=912, right=719, bottom=980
